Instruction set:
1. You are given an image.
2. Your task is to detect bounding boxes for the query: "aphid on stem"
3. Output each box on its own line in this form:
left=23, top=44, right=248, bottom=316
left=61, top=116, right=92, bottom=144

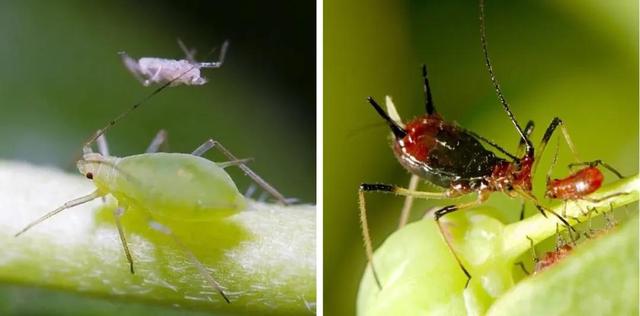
left=358, top=0, right=578, bottom=289
left=120, top=39, right=229, bottom=86
left=15, top=53, right=290, bottom=303
left=543, top=130, right=630, bottom=217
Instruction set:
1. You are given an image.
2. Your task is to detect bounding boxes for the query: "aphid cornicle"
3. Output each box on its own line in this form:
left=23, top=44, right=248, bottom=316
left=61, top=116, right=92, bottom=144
left=120, top=39, right=229, bottom=86
left=358, top=0, right=578, bottom=289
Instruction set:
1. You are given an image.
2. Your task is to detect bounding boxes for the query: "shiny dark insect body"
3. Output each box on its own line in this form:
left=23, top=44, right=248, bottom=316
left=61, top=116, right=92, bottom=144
left=358, top=0, right=577, bottom=288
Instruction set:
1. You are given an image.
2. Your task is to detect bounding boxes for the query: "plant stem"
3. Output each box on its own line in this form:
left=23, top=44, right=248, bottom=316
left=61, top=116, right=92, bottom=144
left=502, top=174, right=639, bottom=261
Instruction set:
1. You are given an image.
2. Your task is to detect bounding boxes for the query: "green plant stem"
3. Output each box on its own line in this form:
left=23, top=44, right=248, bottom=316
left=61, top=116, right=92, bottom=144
left=502, top=174, right=639, bottom=261
left=0, top=160, right=315, bottom=315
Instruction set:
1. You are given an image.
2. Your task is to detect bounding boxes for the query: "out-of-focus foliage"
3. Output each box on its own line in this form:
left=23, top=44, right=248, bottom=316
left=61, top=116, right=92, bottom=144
left=324, top=0, right=637, bottom=315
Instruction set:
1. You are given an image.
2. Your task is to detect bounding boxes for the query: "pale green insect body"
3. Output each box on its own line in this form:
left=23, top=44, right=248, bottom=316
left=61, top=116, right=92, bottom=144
left=79, top=152, right=246, bottom=221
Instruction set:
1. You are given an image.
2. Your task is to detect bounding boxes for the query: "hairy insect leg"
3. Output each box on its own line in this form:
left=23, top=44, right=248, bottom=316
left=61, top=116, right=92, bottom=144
left=359, top=183, right=449, bottom=289
left=147, top=218, right=230, bottom=304
left=145, top=129, right=169, bottom=153
left=192, top=139, right=289, bottom=205
left=517, top=189, right=578, bottom=239
left=198, top=40, right=229, bottom=69
left=569, top=160, right=626, bottom=179
left=397, top=175, right=419, bottom=229
left=112, top=206, right=135, bottom=274
left=15, top=190, right=102, bottom=237
left=433, top=197, right=487, bottom=288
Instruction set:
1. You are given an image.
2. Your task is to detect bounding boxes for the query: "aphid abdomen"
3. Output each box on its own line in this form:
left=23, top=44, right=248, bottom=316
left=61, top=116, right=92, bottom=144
left=546, top=167, right=604, bottom=200
left=394, top=115, right=504, bottom=188
left=103, top=153, right=245, bottom=221
left=137, top=58, right=203, bottom=86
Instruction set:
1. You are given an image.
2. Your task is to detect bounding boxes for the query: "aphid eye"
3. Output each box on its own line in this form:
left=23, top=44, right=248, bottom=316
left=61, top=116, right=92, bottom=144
left=86, top=172, right=94, bottom=180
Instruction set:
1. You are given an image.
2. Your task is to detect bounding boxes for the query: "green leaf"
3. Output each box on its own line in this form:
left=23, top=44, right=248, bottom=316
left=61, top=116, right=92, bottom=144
left=487, top=215, right=638, bottom=316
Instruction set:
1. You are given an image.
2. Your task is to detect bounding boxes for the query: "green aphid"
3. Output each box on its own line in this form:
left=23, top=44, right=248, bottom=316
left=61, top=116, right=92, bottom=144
left=15, top=130, right=289, bottom=303
left=14, top=55, right=290, bottom=303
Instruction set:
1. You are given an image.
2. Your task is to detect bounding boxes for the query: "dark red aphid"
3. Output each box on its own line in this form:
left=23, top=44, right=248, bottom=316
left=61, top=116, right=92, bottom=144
left=546, top=166, right=603, bottom=200
left=545, top=160, right=626, bottom=203
left=358, top=0, right=575, bottom=289
left=535, top=243, right=573, bottom=273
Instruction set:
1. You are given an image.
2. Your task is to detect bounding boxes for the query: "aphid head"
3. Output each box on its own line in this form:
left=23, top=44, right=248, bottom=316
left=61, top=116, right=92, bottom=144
left=77, top=152, right=105, bottom=180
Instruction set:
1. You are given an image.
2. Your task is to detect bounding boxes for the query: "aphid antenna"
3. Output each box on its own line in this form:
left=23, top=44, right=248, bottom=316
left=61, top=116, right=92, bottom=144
left=83, top=74, right=185, bottom=153
left=366, top=97, right=407, bottom=139
left=14, top=191, right=102, bottom=237
left=479, top=0, right=533, bottom=156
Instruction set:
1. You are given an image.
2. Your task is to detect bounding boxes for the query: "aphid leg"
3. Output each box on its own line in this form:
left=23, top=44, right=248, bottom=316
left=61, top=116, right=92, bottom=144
left=518, top=189, right=578, bottom=237
left=519, top=201, right=526, bottom=221
left=581, top=192, right=630, bottom=204
left=119, top=52, right=146, bottom=84
left=96, top=134, right=110, bottom=157
left=568, top=160, right=626, bottom=179
left=526, top=236, right=539, bottom=263
left=145, top=129, right=169, bottom=153
left=515, top=261, right=530, bottom=275
left=533, top=117, right=580, bottom=175
left=112, top=206, right=135, bottom=274
left=147, top=219, right=230, bottom=304
left=191, top=139, right=289, bottom=205
left=216, top=158, right=254, bottom=168
left=198, top=40, right=229, bottom=69
left=244, top=184, right=257, bottom=199
left=398, top=175, right=420, bottom=229
left=359, top=183, right=449, bottom=289
left=257, top=191, right=269, bottom=203
left=433, top=197, right=486, bottom=288
left=177, top=38, right=197, bottom=63
left=15, top=190, right=102, bottom=237
left=147, top=66, right=164, bottom=86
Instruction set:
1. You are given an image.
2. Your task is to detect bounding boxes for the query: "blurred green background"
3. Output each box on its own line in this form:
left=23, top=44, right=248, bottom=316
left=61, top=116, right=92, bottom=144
left=325, top=0, right=637, bottom=315
left=0, top=0, right=314, bottom=314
